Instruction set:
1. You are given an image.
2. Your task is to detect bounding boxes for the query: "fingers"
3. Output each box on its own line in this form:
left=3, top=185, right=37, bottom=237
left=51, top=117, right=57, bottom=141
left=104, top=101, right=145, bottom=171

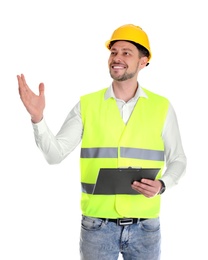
left=17, top=74, right=35, bottom=107
left=19, top=74, right=26, bottom=85
left=38, top=83, right=45, bottom=96
left=17, top=74, right=25, bottom=86
left=131, top=182, right=152, bottom=197
left=17, top=74, right=25, bottom=97
left=17, top=74, right=44, bottom=96
left=131, top=179, right=160, bottom=198
left=17, top=74, right=28, bottom=94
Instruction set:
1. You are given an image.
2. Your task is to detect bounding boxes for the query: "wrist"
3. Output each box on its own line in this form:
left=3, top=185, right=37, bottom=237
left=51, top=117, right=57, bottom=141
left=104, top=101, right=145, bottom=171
left=158, top=180, right=166, bottom=194
left=31, top=115, right=43, bottom=124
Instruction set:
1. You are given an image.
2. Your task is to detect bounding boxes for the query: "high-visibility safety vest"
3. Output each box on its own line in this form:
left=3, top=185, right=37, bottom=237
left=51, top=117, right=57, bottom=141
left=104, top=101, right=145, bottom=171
left=80, top=87, right=169, bottom=218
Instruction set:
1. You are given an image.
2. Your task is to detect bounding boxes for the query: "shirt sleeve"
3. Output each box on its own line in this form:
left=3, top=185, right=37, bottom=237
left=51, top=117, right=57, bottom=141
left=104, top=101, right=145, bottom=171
left=161, top=103, right=187, bottom=189
left=32, top=102, right=83, bottom=164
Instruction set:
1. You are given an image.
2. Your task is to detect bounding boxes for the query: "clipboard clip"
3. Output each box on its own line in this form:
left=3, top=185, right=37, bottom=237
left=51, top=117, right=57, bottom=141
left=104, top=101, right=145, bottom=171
left=118, top=166, right=142, bottom=171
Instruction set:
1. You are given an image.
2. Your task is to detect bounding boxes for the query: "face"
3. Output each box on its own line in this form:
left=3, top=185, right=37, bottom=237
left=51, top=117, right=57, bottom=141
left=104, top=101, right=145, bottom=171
left=108, top=41, right=147, bottom=82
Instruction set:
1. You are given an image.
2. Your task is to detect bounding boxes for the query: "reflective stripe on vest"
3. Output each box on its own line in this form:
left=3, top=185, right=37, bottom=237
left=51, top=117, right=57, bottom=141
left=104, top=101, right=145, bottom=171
left=81, top=147, right=164, bottom=161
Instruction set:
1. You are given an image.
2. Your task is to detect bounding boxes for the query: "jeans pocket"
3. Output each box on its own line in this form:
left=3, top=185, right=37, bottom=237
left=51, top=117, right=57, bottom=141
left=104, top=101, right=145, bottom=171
left=140, top=217, right=160, bottom=232
left=81, top=215, right=103, bottom=231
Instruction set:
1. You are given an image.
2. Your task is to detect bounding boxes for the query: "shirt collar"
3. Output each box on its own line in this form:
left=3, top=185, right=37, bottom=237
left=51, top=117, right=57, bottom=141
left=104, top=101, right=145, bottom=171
left=104, top=83, right=148, bottom=101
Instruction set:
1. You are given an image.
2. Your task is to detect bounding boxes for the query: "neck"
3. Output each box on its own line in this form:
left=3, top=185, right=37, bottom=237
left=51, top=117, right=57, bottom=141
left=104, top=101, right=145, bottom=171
left=112, top=80, right=138, bottom=102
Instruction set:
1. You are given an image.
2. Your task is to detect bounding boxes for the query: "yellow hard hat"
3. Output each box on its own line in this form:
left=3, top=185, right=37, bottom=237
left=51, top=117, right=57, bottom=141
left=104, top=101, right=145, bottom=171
left=105, top=24, right=151, bottom=61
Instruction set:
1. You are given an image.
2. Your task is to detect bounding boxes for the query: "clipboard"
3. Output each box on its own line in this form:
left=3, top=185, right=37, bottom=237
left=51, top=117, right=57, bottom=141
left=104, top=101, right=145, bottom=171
left=93, top=167, right=160, bottom=195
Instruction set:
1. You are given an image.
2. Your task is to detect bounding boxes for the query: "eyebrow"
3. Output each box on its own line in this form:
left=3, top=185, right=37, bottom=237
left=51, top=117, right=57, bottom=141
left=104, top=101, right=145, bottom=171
left=110, top=47, right=133, bottom=53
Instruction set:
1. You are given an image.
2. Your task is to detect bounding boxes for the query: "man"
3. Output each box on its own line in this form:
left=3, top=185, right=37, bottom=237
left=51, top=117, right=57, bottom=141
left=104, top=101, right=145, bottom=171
left=17, top=24, right=187, bottom=260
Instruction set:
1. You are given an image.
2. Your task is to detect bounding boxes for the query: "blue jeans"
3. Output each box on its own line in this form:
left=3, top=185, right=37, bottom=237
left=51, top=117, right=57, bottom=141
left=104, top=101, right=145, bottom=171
left=80, top=215, right=161, bottom=260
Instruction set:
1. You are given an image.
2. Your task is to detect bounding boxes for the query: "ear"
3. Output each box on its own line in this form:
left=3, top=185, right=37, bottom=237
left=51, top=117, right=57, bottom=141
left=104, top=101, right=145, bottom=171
left=140, top=56, right=149, bottom=68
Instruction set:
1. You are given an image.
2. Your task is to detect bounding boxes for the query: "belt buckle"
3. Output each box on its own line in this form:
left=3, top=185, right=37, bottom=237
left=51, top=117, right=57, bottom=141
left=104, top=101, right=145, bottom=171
left=117, top=218, right=133, bottom=226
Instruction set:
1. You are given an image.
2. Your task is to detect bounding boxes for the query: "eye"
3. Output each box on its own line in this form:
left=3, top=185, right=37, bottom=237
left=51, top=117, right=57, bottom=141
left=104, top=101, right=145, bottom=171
left=110, top=51, right=117, bottom=56
left=123, top=51, right=130, bottom=56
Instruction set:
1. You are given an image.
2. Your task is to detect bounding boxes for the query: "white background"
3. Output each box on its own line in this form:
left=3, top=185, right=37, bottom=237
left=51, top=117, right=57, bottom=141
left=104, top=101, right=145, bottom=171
left=0, top=0, right=207, bottom=259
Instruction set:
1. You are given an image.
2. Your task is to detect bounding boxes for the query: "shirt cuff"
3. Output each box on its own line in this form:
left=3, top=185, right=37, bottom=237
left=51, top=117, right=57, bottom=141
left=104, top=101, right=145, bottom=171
left=32, top=118, right=48, bottom=135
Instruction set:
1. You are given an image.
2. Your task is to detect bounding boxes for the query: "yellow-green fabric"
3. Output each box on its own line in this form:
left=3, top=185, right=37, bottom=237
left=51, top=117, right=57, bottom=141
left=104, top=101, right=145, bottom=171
left=80, top=87, right=169, bottom=218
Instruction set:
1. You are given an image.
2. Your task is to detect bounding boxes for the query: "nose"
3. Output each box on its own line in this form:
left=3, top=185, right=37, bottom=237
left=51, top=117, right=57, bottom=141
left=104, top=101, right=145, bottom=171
left=112, top=54, right=122, bottom=63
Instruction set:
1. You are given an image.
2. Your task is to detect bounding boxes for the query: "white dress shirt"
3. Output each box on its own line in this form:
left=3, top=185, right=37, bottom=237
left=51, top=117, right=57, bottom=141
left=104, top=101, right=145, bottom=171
left=32, top=85, right=187, bottom=189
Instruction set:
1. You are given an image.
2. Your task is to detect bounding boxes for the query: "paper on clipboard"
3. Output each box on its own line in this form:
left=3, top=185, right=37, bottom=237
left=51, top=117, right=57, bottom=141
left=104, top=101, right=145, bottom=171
left=93, top=167, right=160, bottom=195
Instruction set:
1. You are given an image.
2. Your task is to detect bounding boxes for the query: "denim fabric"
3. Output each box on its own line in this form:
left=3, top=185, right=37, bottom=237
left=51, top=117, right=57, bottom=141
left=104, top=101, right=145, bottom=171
left=80, top=215, right=161, bottom=260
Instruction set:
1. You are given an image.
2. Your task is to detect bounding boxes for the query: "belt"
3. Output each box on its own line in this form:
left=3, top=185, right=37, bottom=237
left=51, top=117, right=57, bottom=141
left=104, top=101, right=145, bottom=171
left=101, top=218, right=147, bottom=226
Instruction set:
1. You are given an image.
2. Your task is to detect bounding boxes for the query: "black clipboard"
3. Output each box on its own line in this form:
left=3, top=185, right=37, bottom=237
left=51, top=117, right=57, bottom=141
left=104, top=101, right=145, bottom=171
left=93, top=167, right=160, bottom=195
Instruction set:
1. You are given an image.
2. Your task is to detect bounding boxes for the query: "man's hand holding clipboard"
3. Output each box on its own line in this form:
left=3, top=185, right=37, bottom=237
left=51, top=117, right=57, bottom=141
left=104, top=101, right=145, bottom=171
left=131, top=178, right=164, bottom=198
left=93, top=167, right=163, bottom=197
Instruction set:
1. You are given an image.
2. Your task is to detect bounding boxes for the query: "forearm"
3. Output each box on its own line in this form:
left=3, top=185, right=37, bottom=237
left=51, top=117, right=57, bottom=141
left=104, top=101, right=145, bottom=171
left=161, top=155, right=187, bottom=189
left=32, top=119, right=69, bottom=164
left=161, top=103, right=187, bottom=189
left=32, top=104, right=83, bottom=164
